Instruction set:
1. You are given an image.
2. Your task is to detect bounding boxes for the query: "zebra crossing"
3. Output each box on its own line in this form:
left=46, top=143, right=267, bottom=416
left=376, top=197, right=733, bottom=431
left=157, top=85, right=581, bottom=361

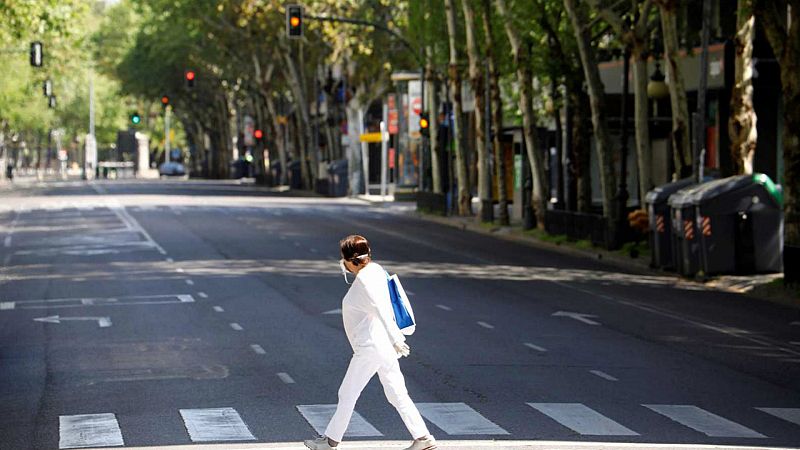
left=56, top=402, right=800, bottom=448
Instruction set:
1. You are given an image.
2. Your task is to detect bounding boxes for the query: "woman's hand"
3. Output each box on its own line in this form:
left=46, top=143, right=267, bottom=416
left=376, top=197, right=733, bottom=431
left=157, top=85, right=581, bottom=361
left=394, top=342, right=411, bottom=357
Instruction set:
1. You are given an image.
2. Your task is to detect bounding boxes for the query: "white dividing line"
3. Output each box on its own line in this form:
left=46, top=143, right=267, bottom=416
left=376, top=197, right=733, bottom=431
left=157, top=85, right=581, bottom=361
left=756, top=407, right=800, bottom=426
left=250, top=344, right=266, bottom=355
left=643, top=405, right=767, bottom=438
left=436, top=304, right=452, bottom=311
left=528, top=403, right=638, bottom=436
left=0, top=294, right=195, bottom=311
left=524, top=343, right=547, bottom=352
left=213, top=306, right=224, bottom=313
left=0, top=302, right=14, bottom=310
left=590, top=370, right=619, bottom=382
left=198, top=292, right=208, bottom=298
left=230, top=323, right=243, bottom=331
left=185, top=279, right=195, bottom=286
left=277, top=372, right=296, bottom=384
left=477, top=321, right=495, bottom=329
left=59, top=413, right=124, bottom=449
left=166, top=257, right=174, bottom=263
left=179, top=408, right=255, bottom=442
left=109, top=205, right=168, bottom=255
left=416, top=403, right=509, bottom=435
left=296, top=405, right=382, bottom=437
left=176, top=268, right=185, bottom=273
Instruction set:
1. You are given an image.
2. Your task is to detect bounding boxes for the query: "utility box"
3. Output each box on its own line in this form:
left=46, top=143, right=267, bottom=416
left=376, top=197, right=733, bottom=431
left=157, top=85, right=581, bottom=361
left=646, top=178, right=697, bottom=270
left=692, top=174, right=783, bottom=275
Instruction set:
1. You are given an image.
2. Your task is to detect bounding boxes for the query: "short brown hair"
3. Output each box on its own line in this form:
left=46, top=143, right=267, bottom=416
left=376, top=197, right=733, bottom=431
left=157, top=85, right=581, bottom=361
left=340, top=235, right=371, bottom=266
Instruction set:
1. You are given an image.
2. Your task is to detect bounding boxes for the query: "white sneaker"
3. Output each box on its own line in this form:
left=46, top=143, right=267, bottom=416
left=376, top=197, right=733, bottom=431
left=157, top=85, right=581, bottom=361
left=304, top=436, right=337, bottom=449
left=404, top=435, right=437, bottom=450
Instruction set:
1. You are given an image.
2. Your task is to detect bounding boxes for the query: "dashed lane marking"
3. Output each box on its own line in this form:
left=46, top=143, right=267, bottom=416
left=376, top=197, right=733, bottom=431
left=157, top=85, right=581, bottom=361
left=590, top=370, right=619, bottom=382
left=198, top=292, right=208, bottom=298
left=477, top=321, right=495, bottom=329
left=436, top=304, right=452, bottom=311
left=213, top=306, right=224, bottom=313
left=250, top=344, right=266, bottom=355
left=230, top=323, right=243, bottom=331
left=277, top=372, right=296, bottom=384
left=524, top=343, right=547, bottom=352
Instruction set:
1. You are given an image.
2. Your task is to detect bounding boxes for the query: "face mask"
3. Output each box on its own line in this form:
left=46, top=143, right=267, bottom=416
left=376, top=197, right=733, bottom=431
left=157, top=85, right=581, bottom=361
left=339, top=259, right=354, bottom=285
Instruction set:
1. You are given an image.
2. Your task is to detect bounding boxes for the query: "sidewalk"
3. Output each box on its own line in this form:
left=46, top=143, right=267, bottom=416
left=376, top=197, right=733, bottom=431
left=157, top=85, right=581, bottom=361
left=356, top=196, right=796, bottom=308
left=89, top=441, right=794, bottom=450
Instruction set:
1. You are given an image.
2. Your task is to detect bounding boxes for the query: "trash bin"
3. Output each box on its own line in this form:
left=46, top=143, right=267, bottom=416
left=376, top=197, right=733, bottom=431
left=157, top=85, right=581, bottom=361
left=328, top=159, right=349, bottom=197
left=668, top=184, right=706, bottom=278
left=646, top=178, right=697, bottom=270
left=692, top=174, right=783, bottom=275
left=288, top=161, right=302, bottom=189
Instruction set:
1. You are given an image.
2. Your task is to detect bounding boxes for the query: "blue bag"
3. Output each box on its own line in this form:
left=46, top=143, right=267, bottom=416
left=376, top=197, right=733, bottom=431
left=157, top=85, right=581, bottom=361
left=387, top=273, right=416, bottom=334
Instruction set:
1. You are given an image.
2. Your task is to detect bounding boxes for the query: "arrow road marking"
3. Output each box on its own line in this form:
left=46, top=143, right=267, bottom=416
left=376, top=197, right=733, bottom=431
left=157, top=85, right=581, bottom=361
left=552, top=311, right=601, bottom=326
left=34, top=315, right=112, bottom=328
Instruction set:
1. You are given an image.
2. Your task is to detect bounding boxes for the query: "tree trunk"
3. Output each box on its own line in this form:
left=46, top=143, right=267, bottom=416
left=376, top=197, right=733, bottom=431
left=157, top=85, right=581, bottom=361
left=282, top=49, right=313, bottom=190
left=462, top=0, right=492, bottom=222
left=729, top=0, right=757, bottom=175
left=657, top=0, right=692, bottom=178
left=564, top=0, right=618, bottom=226
left=632, top=49, right=653, bottom=201
left=444, top=0, right=473, bottom=216
left=572, top=88, right=593, bottom=213
left=496, top=0, right=548, bottom=229
left=263, top=93, right=289, bottom=185
left=425, top=46, right=443, bottom=195
left=482, top=0, right=509, bottom=225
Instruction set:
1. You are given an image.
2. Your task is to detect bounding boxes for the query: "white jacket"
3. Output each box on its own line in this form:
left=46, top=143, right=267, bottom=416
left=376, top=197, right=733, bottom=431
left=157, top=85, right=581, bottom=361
left=342, top=262, right=405, bottom=360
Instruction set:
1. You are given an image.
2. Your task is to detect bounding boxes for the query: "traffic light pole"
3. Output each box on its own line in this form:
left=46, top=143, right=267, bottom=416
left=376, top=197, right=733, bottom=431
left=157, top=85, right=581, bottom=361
left=165, top=106, right=171, bottom=164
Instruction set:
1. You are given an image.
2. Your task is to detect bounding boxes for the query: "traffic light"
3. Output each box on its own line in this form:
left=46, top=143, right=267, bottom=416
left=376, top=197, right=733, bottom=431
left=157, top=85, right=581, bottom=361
left=286, top=5, right=303, bottom=38
left=254, top=129, right=264, bottom=140
left=130, top=112, right=142, bottom=125
left=43, top=79, right=52, bottom=97
left=185, top=70, right=195, bottom=88
left=419, top=112, right=430, bottom=137
left=161, top=95, right=170, bottom=108
left=47, top=95, right=56, bottom=109
left=30, top=41, right=43, bottom=67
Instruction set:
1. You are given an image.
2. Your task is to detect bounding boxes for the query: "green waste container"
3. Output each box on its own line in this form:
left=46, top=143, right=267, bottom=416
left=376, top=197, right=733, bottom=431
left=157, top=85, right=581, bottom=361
left=692, top=174, right=783, bottom=275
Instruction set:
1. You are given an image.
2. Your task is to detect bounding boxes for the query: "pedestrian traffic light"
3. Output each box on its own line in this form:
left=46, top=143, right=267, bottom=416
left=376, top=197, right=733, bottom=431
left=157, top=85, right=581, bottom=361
left=185, top=70, right=195, bottom=88
left=286, top=5, right=303, bottom=38
left=30, top=41, right=43, bottom=67
left=48, top=95, right=56, bottom=109
left=419, top=112, right=430, bottom=137
left=254, top=129, right=264, bottom=140
left=43, top=79, right=52, bottom=97
left=161, top=95, right=170, bottom=107
left=130, top=112, right=141, bottom=125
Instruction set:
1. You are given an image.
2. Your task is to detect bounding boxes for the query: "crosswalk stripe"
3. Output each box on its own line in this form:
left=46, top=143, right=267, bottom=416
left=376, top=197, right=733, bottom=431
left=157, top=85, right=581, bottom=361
left=416, top=402, right=509, bottom=435
left=179, top=407, right=255, bottom=442
left=59, top=413, right=124, bottom=449
left=756, top=407, right=800, bottom=426
left=643, top=405, right=767, bottom=438
left=527, top=403, right=638, bottom=436
left=296, top=404, right=382, bottom=437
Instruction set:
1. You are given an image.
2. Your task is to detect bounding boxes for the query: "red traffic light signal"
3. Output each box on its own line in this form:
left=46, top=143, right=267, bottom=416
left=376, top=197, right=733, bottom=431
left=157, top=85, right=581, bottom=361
left=185, top=70, right=195, bottom=88
left=254, top=129, right=264, bottom=140
left=286, top=5, right=303, bottom=38
left=161, top=95, right=170, bottom=106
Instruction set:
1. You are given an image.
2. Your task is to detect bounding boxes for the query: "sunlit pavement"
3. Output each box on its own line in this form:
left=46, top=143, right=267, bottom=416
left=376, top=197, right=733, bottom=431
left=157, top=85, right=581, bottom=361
left=0, top=179, right=799, bottom=450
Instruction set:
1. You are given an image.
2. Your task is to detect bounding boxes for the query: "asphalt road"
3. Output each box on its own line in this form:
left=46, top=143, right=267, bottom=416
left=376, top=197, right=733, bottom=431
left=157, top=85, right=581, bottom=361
left=1, top=179, right=799, bottom=450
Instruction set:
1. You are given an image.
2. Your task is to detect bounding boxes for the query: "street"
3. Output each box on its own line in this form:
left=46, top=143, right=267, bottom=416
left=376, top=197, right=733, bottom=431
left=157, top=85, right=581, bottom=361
left=0, top=179, right=799, bottom=449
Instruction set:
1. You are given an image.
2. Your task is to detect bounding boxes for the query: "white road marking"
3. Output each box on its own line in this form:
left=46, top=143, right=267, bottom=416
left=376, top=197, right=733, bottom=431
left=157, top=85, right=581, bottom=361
left=643, top=405, right=767, bottom=438
left=2, top=294, right=194, bottom=311
left=185, top=279, right=194, bottom=286
left=166, top=258, right=174, bottom=263
left=477, top=321, right=495, bottom=329
left=277, top=372, right=296, bottom=384
left=250, top=344, right=266, bottom=355
left=436, top=304, right=452, bottom=311
left=405, top=290, right=415, bottom=296
left=213, top=306, right=224, bottom=312
left=230, top=323, right=243, bottom=331
left=198, top=292, right=208, bottom=298
left=294, top=241, right=301, bottom=247
left=179, top=408, right=255, bottom=442
left=791, top=321, right=800, bottom=326
left=59, top=413, right=124, bottom=449
left=3, top=235, right=11, bottom=247
left=791, top=341, right=800, bottom=346
left=309, top=248, right=318, bottom=253
left=756, top=407, right=800, bottom=426
left=108, top=205, right=168, bottom=255
left=528, top=403, right=638, bottom=436
left=296, top=405, right=382, bottom=437
left=416, top=402, right=509, bottom=435
left=176, top=268, right=185, bottom=273
left=590, top=370, right=619, bottom=382
left=552, top=311, right=601, bottom=326
left=34, top=315, right=112, bottom=328
left=0, top=302, right=14, bottom=310
left=524, top=343, right=547, bottom=352
left=323, top=308, right=342, bottom=315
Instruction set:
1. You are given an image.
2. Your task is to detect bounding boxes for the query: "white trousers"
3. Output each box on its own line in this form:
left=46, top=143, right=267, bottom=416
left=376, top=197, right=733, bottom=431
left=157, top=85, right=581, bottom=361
left=324, top=351, right=429, bottom=442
